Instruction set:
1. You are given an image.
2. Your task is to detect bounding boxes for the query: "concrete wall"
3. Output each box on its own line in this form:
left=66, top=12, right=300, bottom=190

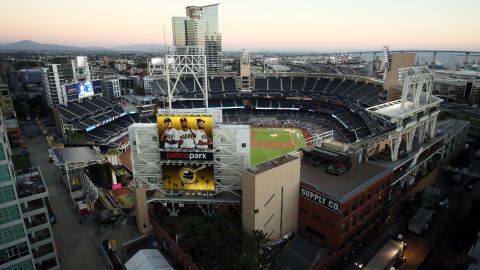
left=242, top=155, right=300, bottom=240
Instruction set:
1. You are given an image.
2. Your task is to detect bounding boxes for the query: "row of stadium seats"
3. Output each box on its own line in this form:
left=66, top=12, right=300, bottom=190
left=150, top=76, right=384, bottom=107
left=152, top=77, right=238, bottom=96
left=84, top=114, right=156, bottom=144
left=57, top=96, right=126, bottom=130
left=222, top=108, right=357, bottom=143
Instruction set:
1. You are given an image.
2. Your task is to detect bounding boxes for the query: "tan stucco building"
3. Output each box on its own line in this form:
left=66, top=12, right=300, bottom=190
left=242, top=153, right=300, bottom=240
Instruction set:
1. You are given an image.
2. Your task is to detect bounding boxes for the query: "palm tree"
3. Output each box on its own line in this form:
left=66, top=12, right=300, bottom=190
left=252, top=230, right=270, bottom=268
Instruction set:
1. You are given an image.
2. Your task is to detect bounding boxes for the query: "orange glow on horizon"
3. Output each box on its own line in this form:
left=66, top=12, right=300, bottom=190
left=1, top=0, right=479, bottom=51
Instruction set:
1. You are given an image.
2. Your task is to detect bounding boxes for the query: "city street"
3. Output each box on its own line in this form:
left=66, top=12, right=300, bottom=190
left=345, top=168, right=460, bottom=270
left=21, top=121, right=139, bottom=270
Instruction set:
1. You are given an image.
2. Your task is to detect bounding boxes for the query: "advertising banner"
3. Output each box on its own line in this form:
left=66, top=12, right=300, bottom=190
left=162, top=164, right=215, bottom=191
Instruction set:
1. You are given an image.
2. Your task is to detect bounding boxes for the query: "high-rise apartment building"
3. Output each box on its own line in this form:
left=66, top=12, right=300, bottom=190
left=101, top=78, right=121, bottom=101
left=42, top=64, right=67, bottom=108
left=0, top=110, right=60, bottom=270
left=172, top=4, right=222, bottom=73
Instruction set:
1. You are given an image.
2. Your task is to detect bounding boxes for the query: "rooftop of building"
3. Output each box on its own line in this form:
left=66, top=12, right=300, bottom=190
left=275, top=235, right=330, bottom=270
left=49, top=146, right=102, bottom=164
left=301, top=153, right=390, bottom=203
left=245, top=154, right=298, bottom=175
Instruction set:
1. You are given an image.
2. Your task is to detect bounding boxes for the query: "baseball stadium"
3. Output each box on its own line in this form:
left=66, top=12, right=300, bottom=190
left=250, top=127, right=306, bottom=166
left=52, top=53, right=469, bottom=270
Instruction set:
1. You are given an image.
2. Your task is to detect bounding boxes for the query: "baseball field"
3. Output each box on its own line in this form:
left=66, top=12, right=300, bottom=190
left=250, top=127, right=306, bottom=166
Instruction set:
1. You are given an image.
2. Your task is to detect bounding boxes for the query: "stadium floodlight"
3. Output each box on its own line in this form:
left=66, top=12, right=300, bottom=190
left=166, top=56, right=175, bottom=65
left=150, top=57, right=164, bottom=65
left=76, top=56, right=88, bottom=68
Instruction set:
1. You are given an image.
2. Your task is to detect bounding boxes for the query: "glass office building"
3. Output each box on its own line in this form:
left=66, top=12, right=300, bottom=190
left=172, top=4, right=222, bottom=73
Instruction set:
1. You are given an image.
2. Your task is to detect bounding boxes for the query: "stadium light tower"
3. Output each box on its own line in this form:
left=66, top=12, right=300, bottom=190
left=72, top=56, right=91, bottom=82
left=147, top=57, right=164, bottom=76
left=159, top=46, right=209, bottom=109
left=382, top=45, right=390, bottom=81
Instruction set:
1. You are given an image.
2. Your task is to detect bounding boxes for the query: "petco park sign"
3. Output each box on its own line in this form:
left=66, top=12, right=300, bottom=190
left=300, top=186, right=341, bottom=214
left=160, top=151, right=213, bottom=161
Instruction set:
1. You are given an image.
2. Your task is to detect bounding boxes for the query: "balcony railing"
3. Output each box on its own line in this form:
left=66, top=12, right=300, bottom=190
left=25, top=216, right=48, bottom=229
left=16, top=167, right=48, bottom=199
left=33, top=244, right=54, bottom=259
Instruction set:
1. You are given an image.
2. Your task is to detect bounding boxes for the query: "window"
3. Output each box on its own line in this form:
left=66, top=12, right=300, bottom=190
left=0, top=165, right=11, bottom=183
left=352, top=215, right=358, bottom=226
left=0, top=186, right=16, bottom=204
left=343, top=209, right=350, bottom=217
left=242, top=143, right=246, bottom=148
left=325, top=220, right=335, bottom=228
left=0, top=224, right=25, bottom=245
left=0, top=145, right=5, bottom=161
left=312, top=214, right=322, bottom=223
left=351, top=202, right=357, bottom=212
left=0, top=242, right=29, bottom=264
left=359, top=197, right=365, bottom=206
left=367, top=192, right=372, bottom=201
left=6, top=259, right=34, bottom=270
left=0, top=206, right=21, bottom=225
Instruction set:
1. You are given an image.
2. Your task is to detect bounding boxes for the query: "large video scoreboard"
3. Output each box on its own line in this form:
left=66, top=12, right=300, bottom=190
left=157, top=114, right=215, bottom=191
left=64, top=80, right=102, bottom=101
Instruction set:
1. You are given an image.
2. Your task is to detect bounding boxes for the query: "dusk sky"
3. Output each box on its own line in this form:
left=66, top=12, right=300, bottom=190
left=1, top=0, right=479, bottom=51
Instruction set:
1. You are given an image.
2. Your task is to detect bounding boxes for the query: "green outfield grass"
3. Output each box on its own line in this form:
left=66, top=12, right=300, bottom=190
left=250, top=128, right=305, bottom=166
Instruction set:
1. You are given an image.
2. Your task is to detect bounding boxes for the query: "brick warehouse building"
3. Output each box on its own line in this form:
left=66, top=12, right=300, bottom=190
left=298, top=151, right=393, bottom=268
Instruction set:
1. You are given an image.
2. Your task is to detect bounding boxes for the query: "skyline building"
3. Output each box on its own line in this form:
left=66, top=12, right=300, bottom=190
left=42, top=64, right=67, bottom=108
left=101, top=78, right=121, bottom=101
left=172, top=4, right=222, bottom=73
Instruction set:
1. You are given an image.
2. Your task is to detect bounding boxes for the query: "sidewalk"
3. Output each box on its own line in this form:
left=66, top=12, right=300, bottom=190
left=344, top=217, right=407, bottom=269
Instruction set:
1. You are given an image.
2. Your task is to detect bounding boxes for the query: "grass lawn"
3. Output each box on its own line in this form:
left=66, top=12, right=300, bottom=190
left=253, top=129, right=292, bottom=142
left=250, top=128, right=305, bottom=166
left=11, top=155, right=32, bottom=171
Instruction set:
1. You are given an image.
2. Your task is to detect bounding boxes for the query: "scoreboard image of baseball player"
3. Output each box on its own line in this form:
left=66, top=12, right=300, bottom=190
left=157, top=115, right=213, bottom=150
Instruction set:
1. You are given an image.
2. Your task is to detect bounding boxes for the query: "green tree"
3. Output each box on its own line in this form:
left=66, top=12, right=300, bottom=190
left=133, top=86, right=145, bottom=96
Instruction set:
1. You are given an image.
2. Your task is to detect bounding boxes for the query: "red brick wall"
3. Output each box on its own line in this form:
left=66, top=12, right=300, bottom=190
left=149, top=214, right=200, bottom=270
left=299, top=173, right=393, bottom=253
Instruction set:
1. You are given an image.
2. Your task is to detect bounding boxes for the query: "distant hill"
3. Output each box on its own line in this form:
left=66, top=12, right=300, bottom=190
left=113, top=43, right=167, bottom=52
left=0, top=40, right=167, bottom=52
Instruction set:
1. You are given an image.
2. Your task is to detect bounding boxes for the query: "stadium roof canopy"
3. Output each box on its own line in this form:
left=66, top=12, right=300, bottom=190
left=50, top=147, right=102, bottom=165
left=367, top=95, right=442, bottom=122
